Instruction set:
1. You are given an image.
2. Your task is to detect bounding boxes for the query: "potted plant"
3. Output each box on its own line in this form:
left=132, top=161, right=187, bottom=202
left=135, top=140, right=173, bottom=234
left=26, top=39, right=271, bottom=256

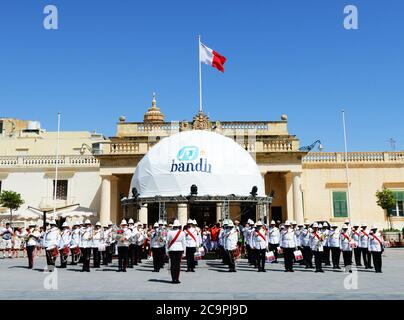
left=0, top=190, right=24, bottom=227
left=376, top=188, right=401, bottom=244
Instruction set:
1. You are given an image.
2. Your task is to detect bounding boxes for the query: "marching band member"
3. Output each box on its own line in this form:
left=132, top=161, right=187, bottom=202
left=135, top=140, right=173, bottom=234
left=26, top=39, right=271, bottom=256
left=13, top=227, right=24, bottom=258
left=116, top=220, right=131, bottom=272
left=309, top=223, right=325, bottom=273
left=166, top=220, right=186, bottom=284
left=70, top=222, right=81, bottom=265
left=351, top=223, right=362, bottom=266
left=106, top=221, right=115, bottom=264
left=340, top=225, right=353, bottom=272
left=218, top=221, right=228, bottom=265
left=25, top=223, right=40, bottom=269
left=268, top=220, right=280, bottom=264
left=80, top=220, right=93, bottom=272
left=252, top=221, right=268, bottom=272
left=0, top=223, right=14, bottom=259
left=300, top=222, right=313, bottom=269
left=159, top=220, right=169, bottom=266
left=279, top=221, right=297, bottom=272
left=92, top=222, right=104, bottom=269
left=369, top=226, right=384, bottom=273
left=328, top=224, right=341, bottom=269
left=150, top=222, right=165, bottom=272
left=359, top=223, right=372, bottom=269
left=321, top=224, right=331, bottom=266
left=127, top=219, right=136, bottom=268
left=58, top=222, right=71, bottom=268
left=133, top=222, right=145, bottom=265
left=185, top=219, right=199, bottom=272
left=295, top=224, right=304, bottom=265
left=44, top=220, right=61, bottom=272
left=243, top=220, right=254, bottom=265
left=78, top=221, right=85, bottom=263
left=223, top=220, right=238, bottom=273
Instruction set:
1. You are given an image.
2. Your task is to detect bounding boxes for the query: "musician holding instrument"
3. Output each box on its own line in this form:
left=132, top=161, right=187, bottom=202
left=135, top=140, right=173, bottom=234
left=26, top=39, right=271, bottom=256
left=185, top=219, right=199, bottom=273
left=25, top=223, right=40, bottom=269
left=223, top=220, right=239, bottom=273
left=44, top=220, right=61, bottom=272
left=70, top=222, right=81, bottom=265
left=252, top=221, right=268, bottom=272
left=328, top=224, right=342, bottom=269
left=309, top=223, right=325, bottom=273
left=166, top=219, right=186, bottom=284
left=279, top=221, right=297, bottom=272
left=104, top=221, right=115, bottom=265
left=340, top=225, right=353, bottom=273
left=116, top=220, right=132, bottom=272
left=80, top=220, right=93, bottom=272
left=92, top=222, right=104, bottom=269
left=150, top=222, right=166, bottom=272
left=59, top=222, right=72, bottom=268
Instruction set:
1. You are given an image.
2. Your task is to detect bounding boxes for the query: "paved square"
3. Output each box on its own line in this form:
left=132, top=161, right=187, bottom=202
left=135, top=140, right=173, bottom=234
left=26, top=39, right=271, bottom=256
left=0, top=249, right=403, bottom=300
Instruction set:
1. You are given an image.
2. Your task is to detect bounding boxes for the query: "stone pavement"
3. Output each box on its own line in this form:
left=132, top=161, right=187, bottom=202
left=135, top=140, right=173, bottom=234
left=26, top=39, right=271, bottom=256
left=0, top=248, right=403, bottom=300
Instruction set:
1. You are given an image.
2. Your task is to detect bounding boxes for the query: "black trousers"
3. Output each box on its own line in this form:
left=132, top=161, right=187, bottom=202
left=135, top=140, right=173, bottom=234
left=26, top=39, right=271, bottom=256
left=82, top=248, right=91, bottom=271
left=323, top=246, right=331, bottom=265
left=128, top=244, right=135, bottom=267
left=342, top=250, right=353, bottom=267
left=256, top=249, right=266, bottom=271
left=102, top=246, right=109, bottom=265
left=269, top=244, right=279, bottom=262
left=118, top=246, right=129, bottom=271
left=283, top=248, right=295, bottom=271
left=302, top=246, right=313, bottom=267
left=169, top=251, right=183, bottom=282
left=134, top=245, right=143, bottom=264
left=108, top=243, right=115, bottom=263
left=226, top=249, right=236, bottom=271
left=354, top=248, right=362, bottom=266
left=45, top=249, right=56, bottom=270
left=371, top=251, right=382, bottom=272
left=59, top=249, right=68, bottom=268
left=219, top=246, right=228, bottom=265
left=152, top=247, right=164, bottom=271
left=331, top=247, right=341, bottom=267
left=246, top=245, right=252, bottom=264
left=313, top=251, right=323, bottom=271
left=251, top=248, right=258, bottom=267
left=186, top=247, right=197, bottom=271
left=92, top=248, right=101, bottom=268
left=26, top=246, right=35, bottom=269
left=360, top=247, right=372, bottom=268
left=78, top=247, right=84, bottom=263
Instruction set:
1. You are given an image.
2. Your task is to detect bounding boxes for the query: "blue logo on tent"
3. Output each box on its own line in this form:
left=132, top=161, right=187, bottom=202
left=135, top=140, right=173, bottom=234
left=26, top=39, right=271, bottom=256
left=177, top=146, right=199, bottom=162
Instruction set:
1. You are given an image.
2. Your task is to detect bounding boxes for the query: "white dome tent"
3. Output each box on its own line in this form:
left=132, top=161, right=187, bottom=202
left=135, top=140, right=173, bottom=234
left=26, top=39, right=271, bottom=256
left=123, top=130, right=272, bottom=225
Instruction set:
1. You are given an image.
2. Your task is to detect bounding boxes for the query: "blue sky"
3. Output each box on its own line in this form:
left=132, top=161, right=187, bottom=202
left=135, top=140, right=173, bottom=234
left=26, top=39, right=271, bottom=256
left=0, top=0, right=403, bottom=151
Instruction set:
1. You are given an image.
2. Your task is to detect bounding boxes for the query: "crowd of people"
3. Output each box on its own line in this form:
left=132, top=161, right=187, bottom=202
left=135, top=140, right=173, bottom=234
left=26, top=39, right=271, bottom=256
left=0, top=217, right=386, bottom=284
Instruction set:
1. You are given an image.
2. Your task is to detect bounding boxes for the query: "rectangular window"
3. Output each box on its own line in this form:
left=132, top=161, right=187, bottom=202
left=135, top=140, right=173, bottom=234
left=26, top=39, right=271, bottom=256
left=388, top=191, right=404, bottom=217
left=332, top=191, right=348, bottom=218
left=53, top=180, right=68, bottom=200
left=0, top=121, right=3, bottom=134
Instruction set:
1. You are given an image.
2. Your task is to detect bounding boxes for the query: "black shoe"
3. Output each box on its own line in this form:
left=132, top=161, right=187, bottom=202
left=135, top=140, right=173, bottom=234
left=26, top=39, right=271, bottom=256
left=191, top=269, right=195, bottom=273
left=123, top=269, right=127, bottom=272
left=262, top=270, right=266, bottom=272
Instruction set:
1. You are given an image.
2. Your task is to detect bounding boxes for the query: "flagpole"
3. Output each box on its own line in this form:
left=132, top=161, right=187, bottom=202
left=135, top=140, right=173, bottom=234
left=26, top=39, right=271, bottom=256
left=342, top=109, right=352, bottom=220
left=53, top=112, right=61, bottom=220
left=198, top=35, right=203, bottom=113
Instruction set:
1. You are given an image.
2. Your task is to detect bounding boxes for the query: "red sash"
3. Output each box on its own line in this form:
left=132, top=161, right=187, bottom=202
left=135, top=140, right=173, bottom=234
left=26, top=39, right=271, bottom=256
left=361, top=231, right=369, bottom=238
left=314, top=232, right=320, bottom=240
left=168, top=230, right=182, bottom=249
left=353, top=231, right=359, bottom=237
left=372, top=234, right=383, bottom=246
left=185, top=229, right=197, bottom=242
left=257, top=231, right=266, bottom=242
left=342, top=233, right=350, bottom=241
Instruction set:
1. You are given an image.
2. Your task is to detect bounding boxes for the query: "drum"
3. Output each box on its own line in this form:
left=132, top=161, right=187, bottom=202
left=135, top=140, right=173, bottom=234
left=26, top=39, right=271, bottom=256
left=98, top=244, right=106, bottom=252
left=62, top=247, right=70, bottom=256
left=265, top=251, right=276, bottom=263
left=294, top=250, right=303, bottom=261
left=349, top=242, right=358, bottom=249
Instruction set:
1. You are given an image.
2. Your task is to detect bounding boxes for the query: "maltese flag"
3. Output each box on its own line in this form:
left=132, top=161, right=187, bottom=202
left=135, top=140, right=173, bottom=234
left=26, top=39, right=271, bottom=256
left=200, top=42, right=227, bottom=73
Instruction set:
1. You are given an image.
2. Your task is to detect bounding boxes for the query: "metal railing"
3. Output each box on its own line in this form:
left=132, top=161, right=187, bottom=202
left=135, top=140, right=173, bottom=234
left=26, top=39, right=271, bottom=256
left=303, top=152, right=404, bottom=164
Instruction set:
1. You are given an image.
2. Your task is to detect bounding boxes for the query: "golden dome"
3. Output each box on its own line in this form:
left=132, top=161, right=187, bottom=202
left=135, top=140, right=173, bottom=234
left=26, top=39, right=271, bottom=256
left=144, top=93, right=165, bottom=123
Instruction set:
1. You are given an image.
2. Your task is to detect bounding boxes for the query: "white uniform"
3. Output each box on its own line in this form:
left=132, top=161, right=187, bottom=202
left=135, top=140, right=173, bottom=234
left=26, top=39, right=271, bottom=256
left=92, top=228, right=104, bottom=248
left=369, top=231, right=384, bottom=252
left=185, top=227, right=199, bottom=248
left=351, top=229, right=360, bottom=246
left=166, top=230, right=186, bottom=252
left=44, top=227, right=61, bottom=250
left=280, top=229, right=297, bottom=248
left=328, top=229, right=340, bottom=248
left=80, top=227, right=93, bottom=249
left=70, top=228, right=81, bottom=248
left=340, top=231, right=352, bottom=251
left=218, top=228, right=225, bottom=247
left=359, top=229, right=370, bottom=248
left=13, top=230, right=24, bottom=250
left=117, top=227, right=132, bottom=247
left=59, top=229, right=72, bottom=249
left=300, top=228, right=311, bottom=247
left=309, top=231, right=324, bottom=252
left=150, top=229, right=165, bottom=248
left=26, top=228, right=40, bottom=247
left=252, top=228, right=268, bottom=250
left=267, top=226, right=280, bottom=245
left=1, top=227, right=13, bottom=250
left=295, top=229, right=302, bottom=247
left=224, top=228, right=238, bottom=251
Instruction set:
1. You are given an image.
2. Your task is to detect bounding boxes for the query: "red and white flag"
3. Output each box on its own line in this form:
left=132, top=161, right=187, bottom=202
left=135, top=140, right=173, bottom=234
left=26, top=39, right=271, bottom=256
left=200, top=42, right=227, bottom=73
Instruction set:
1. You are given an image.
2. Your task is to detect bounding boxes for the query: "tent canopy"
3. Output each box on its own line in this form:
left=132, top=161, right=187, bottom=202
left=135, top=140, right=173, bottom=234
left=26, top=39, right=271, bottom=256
left=130, top=130, right=265, bottom=198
